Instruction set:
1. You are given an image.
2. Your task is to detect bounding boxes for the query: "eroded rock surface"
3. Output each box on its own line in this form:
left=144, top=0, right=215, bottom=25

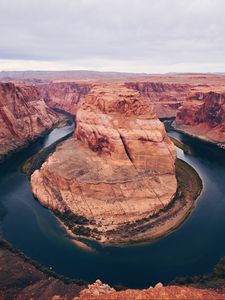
left=126, top=81, right=191, bottom=118
left=76, top=280, right=225, bottom=300
left=37, top=82, right=92, bottom=114
left=174, top=91, right=225, bottom=147
left=0, top=82, right=60, bottom=160
left=31, top=83, right=177, bottom=243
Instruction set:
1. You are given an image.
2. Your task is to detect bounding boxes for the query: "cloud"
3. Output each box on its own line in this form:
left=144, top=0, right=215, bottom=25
left=0, top=0, right=225, bottom=72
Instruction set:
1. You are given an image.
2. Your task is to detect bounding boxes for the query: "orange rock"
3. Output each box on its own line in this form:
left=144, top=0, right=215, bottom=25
left=126, top=81, right=191, bottom=118
left=76, top=281, right=225, bottom=300
left=37, top=81, right=92, bottom=114
left=31, top=83, right=177, bottom=243
left=0, top=82, right=60, bottom=160
left=174, top=91, right=225, bottom=147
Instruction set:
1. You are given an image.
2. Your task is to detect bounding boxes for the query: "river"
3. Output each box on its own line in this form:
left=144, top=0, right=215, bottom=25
left=0, top=123, right=225, bottom=289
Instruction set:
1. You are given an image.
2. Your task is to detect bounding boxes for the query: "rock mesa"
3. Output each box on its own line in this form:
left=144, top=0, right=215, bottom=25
left=31, top=83, right=177, bottom=243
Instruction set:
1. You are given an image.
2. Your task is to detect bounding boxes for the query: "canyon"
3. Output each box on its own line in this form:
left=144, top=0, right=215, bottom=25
left=1, top=242, right=225, bottom=300
left=0, top=82, right=63, bottom=160
left=1, top=72, right=225, bottom=299
left=126, top=81, right=191, bottom=118
left=36, top=80, right=191, bottom=118
left=31, top=82, right=180, bottom=243
left=37, top=82, right=92, bottom=115
left=173, top=91, right=225, bottom=148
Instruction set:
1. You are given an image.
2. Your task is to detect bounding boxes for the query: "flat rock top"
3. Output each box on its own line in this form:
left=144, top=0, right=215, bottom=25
left=79, top=83, right=157, bottom=118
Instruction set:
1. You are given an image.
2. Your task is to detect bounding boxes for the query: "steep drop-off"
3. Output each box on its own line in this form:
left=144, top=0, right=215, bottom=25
left=1, top=242, right=225, bottom=300
left=37, top=82, right=92, bottom=115
left=173, top=91, right=225, bottom=147
left=0, top=82, right=61, bottom=160
left=31, top=83, right=178, bottom=243
left=126, top=81, right=191, bottom=118
left=0, top=241, right=87, bottom=300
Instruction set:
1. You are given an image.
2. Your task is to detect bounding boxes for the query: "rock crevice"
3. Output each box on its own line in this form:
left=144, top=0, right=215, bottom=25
left=31, top=83, right=177, bottom=243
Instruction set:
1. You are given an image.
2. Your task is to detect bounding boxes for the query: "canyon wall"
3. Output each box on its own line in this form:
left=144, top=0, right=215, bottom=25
left=173, top=91, right=225, bottom=147
left=126, top=81, right=191, bottom=118
left=37, top=82, right=92, bottom=114
left=0, top=82, right=61, bottom=160
left=0, top=242, right=86, bottom=300
left=1, top=244, right=225, bottom=300
left=31, top=83, right=177, bottom=243
left=37, top=81, right=192, bottom=119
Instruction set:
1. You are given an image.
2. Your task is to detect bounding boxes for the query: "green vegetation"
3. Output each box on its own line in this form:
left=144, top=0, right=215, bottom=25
left=175, top=158, right=202, bottom=202
left=171, top=256, right=225, bottom=289
left=169, top=136, right=192, bottom=154
left=54, top=210, right=100, bottom=239
left=54, top=210, right=91, bottom=226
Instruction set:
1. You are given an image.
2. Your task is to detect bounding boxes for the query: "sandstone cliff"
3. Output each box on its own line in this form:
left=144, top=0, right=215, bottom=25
left=31, top=83, right=177, bottom=243
left=126, top=81, right=191, bottom=118
left=173, top=91, right=225, bottom=147
left=0, top=82, right=60, bottom=160
left=37, top=82, right=92, bottom=115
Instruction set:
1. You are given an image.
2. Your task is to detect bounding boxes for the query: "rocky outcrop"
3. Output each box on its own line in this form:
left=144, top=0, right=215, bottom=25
left=37, top=82, right=92, bottom=115
left=0, top=241, right=87, bottom=300
left=76, top=280, right=225, bottom=300
left=126, top=81, right=191, bottom=118
left=173, top=91, right=225, bottom=147
left=1, top=243, right=225, bottom=300
left=0, top=82, right=60, bottom=160
left=31, top=83, right=177, bottom=243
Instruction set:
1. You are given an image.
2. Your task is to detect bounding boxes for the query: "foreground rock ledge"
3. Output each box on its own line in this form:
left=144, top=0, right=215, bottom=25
left=31, top=83, right=178, bottom=243
left=1, top=243, right=224, bottom=300
left=75, top=279, right=225, bottom=300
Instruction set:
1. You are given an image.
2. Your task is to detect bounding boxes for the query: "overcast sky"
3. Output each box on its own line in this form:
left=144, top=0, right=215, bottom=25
left=0, top=0, right=225, bottom=73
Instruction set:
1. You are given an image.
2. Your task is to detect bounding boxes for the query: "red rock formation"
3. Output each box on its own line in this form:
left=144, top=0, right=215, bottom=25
left=37, top=82, right=92, bottom=114
left=1, top=246, right=225, bottom=300
left=76, top=280, right=225, bottom=300
left=0, top=243, right=86, bottom=300
left=126, top=81, right=191, bottom=118
left=31, top=83, right=177, bottom=243
left=0, top=82, right=60, bottom=160
left=174, top=91, right=225, bottom=146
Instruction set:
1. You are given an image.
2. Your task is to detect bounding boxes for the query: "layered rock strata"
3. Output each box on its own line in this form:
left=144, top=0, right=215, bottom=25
left=126, top=81, right=191, bottom=118
left=0, top=82, right=60, bottom=160
left=173, top=91, right=225, bottom=147
left=37, top=82, right=92, bottom=115
left=31, top=83, right=177, bottom=243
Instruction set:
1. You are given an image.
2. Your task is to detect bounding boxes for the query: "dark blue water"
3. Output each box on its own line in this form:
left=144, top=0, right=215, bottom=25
left=0, top=124, right=225, bottom=289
